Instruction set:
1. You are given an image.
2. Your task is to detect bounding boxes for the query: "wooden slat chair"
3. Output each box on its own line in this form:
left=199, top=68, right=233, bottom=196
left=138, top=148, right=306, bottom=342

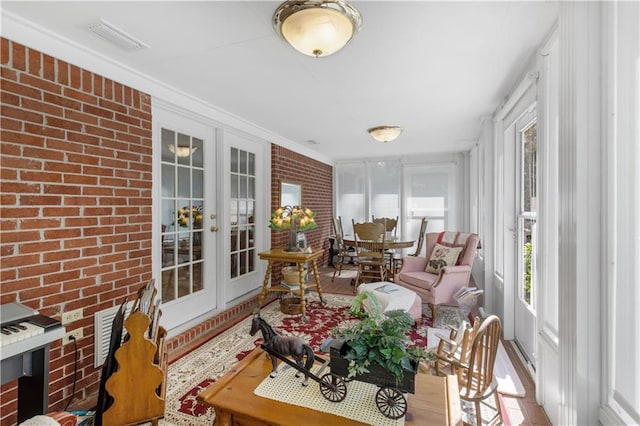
left=438, top=315, right=503, bottom=425
left=352, top=220, right=387, bottom=291
left=433, top=317, right=480, bottom=377
left=331, top=216, right=358, bottom=282
left=372, top=216, right=398, bottom=237
left=392, top=217, right=429, bottom=278
left=372, top=216, right=399, bottom=277
left=410, top=217, right=429, bottom=257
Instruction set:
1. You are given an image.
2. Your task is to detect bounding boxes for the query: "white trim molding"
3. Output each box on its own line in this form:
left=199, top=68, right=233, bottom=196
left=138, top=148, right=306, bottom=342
left=600, top=1, right=640, bottom=425
left=557, top=2, right=602, bottom=424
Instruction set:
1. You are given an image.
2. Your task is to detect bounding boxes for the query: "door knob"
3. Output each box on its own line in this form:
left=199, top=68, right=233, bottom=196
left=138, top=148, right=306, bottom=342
left=210, top=226, right=219, bottom=232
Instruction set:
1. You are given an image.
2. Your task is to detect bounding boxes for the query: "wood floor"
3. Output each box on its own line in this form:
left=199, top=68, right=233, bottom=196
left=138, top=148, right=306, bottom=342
left=315, top=264, right=551, bottom=426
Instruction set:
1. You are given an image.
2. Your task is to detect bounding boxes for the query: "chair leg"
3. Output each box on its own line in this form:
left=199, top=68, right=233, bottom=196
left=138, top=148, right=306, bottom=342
left=493, top=391, right=503, bottom=424
left=331, top=258, right=341, bottom=282
left=429, top=303, right=437, bottom=325
left=475, top=400, right=482, bottom=426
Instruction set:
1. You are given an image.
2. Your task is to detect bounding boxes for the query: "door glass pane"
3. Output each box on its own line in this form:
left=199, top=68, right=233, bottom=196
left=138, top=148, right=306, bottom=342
left=519, top=121, right=537, bottom=308
left=177, top=133, right=191, bottom=166
left=193, top=169, right=204, bottom=198
left=523, top=124, right=538, bottom=213
left=231, top=148, right=238, bottom=173
left=521, top=218, right=536, bottom=305
left=230, top=147, right=256, bottom=279
left=161, top=129, right=175, bottom=163
left=160, top=127, right=205, bottom=304
left=161, top=164, right=174, bottom=197
left=192, top=138, right=204, bottom=168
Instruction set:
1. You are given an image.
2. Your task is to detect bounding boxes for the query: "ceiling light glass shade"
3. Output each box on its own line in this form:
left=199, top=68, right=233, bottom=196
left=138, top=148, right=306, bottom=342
left=367, top=126, right=404, bottom=143
left=168, top=144, right=198, bottom=158
left=274, top=0, right=362, bottom=57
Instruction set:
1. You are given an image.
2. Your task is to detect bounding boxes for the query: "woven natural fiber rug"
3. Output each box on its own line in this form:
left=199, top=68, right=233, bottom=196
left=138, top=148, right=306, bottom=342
left=254, top=362, right=404, bottom=426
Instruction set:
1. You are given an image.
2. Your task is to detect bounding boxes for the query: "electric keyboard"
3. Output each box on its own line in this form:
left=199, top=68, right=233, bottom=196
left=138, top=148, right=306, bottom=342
left=0, top=302, right=65, bottom=422
left=0, top=302, right=64, bottom=361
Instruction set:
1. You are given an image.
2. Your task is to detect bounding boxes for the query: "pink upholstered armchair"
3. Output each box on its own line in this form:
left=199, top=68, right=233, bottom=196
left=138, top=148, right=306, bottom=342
left=395, top=232, right=480, bottom=322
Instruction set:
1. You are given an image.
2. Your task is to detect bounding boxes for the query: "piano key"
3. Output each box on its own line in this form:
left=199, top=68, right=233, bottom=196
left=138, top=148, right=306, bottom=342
left=0, top=322, right=44, bottom=347
left=0, top=323, right=65, bottom=362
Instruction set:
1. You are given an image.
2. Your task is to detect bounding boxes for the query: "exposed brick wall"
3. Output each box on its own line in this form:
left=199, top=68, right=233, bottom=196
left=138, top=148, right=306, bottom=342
left=0, top=38, right=152, bottom=424
left=0, top=37, right=334, bottom=424
left=270, top=145, right=333, bottom=274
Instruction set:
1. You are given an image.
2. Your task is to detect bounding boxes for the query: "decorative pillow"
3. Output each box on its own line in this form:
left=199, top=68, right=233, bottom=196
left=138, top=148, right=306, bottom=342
left=437, top=231, right=473, bottom=265
left=426, top=243, right=463, bottom=273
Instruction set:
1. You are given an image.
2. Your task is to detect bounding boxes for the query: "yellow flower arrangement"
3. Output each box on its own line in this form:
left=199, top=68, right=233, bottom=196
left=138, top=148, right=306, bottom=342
left=176, top=206, right=203, bottom=229
left=269, top=205, right=317, bottom=252
left=269, top=206, right=317, bottom=232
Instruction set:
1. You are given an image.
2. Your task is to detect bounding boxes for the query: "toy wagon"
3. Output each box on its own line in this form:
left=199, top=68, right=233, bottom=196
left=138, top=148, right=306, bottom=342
left=259, top=338, right=416, bottom=419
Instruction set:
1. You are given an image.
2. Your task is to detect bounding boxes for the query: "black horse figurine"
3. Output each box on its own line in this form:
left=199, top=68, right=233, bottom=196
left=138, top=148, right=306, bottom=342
left=250, top=312, right=314, bottom=385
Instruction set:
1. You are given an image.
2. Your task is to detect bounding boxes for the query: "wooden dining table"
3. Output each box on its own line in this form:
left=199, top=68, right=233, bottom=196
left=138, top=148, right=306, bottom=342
left=341, top=235, right=416, bottom=250
left=341, top=235, right=415, bottom=282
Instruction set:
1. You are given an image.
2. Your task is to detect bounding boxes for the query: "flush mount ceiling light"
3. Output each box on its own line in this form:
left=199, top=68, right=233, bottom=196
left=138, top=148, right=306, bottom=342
left=367, top=126, right=404, bottom=143
left=273, top=0, right=362, bottom=58
left=168, top=144, right=197, bottom=158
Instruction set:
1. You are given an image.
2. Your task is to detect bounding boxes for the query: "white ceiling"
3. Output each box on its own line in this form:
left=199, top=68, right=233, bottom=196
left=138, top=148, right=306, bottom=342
left=1, top=1, right=558, bottom=162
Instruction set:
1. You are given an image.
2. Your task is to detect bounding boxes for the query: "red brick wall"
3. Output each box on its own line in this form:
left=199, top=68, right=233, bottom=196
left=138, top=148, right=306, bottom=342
left=0, top=38, right=152, bottom=424
left=270, top=145, right=333, bottom=269
left=0, top=37, right=334, bottom=424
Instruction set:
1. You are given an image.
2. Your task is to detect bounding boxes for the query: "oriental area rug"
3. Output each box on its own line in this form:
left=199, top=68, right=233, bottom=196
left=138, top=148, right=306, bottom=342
left=160, top=293, right=509, bottom=426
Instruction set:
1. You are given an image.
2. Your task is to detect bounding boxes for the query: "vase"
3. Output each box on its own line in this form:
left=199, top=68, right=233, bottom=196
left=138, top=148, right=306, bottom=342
left=284, top=225, right=301, bottom=252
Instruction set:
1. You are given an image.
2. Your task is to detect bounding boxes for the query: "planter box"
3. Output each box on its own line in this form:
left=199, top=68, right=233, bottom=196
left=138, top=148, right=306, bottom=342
left=329, top=340, right=416, bottom=394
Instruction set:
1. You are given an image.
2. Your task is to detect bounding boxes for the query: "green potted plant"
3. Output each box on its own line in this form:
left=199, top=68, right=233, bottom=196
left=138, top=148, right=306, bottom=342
left=330, top=291, right=430, bottom=389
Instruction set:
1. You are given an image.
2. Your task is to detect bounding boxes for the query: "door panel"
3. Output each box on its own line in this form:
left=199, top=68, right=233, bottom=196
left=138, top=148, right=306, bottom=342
left=224, top=132, right=266, bottom=303
left=154, top=106, right=218, bottom=330
left=514, top=113, right=537, bottom=368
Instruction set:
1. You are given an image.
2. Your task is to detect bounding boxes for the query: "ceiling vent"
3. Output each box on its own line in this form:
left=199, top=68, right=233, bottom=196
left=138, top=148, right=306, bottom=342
left=87, top=19, right=149, bottom=51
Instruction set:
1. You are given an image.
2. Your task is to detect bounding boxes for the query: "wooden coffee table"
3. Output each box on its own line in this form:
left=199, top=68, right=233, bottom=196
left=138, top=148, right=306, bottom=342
left=197, top=347, right=462, bottom=426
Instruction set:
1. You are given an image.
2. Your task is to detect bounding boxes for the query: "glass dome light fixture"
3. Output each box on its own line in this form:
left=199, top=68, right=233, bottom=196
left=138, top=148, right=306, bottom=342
left=273, top=0, right=362, bottom=58
left=168, top=144, right=197, bottom=158
left=367, top=126, right=404, bottom=143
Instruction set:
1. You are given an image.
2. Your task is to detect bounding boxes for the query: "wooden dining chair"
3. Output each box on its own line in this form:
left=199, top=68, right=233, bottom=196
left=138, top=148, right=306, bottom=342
left=372, top=216, right=398, bottom=237
left=372, top=216, right=399, bottom=276
left=331, top=216, right=358, bottom=282
left=352, top=220, right=387, bottom=291
left=391, top=217, right=429, bottom=279
left=410, top=217, right=429, bottom=257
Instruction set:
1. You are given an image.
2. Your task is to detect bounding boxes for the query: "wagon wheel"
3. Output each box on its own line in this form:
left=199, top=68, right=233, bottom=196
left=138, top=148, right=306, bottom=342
left=319, top=373, right=347, bottom=402
left=375, top=386, right=407, bottom=419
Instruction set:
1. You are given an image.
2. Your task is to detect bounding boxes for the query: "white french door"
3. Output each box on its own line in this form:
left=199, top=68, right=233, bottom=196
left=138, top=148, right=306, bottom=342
left=154, top=105, right=219, bottom=330
left=514, top=108, right=538, bottom=369
left=224, top=131, right=266, bottom=303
